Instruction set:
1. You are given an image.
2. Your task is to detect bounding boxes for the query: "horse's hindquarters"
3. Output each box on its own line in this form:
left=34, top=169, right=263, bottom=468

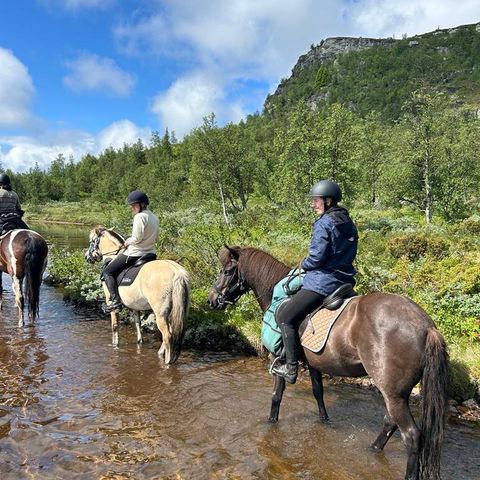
left=119, top=260, right=186, bottom=309
left=117, top=259, right=190, bottom=364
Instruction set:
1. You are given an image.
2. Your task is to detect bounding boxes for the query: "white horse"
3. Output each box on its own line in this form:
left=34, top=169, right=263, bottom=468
left=85, top=227, right=190, bottom=364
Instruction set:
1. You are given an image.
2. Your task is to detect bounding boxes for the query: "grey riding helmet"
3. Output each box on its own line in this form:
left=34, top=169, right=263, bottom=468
left=309, top=180, right=342, bottom=202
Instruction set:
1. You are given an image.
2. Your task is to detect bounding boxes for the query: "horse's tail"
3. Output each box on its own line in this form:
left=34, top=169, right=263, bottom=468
left=24, top=234, right=48, bottom=321
left=168, top=268, right=190, bottom=364
left=419, top=327, right=448, bottom=480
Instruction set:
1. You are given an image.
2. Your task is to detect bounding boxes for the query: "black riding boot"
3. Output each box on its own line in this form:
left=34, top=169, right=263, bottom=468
left=103, top=274, right=122, bottom=313
left=270, top=323, right=299, bottom=384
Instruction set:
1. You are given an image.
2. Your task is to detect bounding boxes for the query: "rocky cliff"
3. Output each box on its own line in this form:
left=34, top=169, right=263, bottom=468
left=293, top=36, right=396, bottom=75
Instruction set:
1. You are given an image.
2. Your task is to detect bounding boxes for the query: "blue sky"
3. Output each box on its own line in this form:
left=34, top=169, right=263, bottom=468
left=1, top=0, right=479, bottom=172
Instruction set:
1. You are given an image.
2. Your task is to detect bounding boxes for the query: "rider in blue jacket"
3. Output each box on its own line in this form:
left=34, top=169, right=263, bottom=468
left=271, top=180, right=358, bottom=384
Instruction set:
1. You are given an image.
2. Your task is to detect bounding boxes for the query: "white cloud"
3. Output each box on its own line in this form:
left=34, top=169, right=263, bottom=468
left=348, top=0, right=480, bottom=38
left=0, top=120, right=151, bottom=172
left=96, top=119, right=151, bottom=151
left=150, top=71, right=246, bottom=137
left=115, top=0, right=343, bottom=79
left=64, top=53, right=135, bottom=97
left=0, top=135, right=90, bottom=172
left=114, top=0, right=480, bottom=135
left=0, top=48, right=35, bottom=128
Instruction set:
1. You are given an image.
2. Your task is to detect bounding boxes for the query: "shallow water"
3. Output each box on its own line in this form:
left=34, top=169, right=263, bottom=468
left=0, top=280, right=479, bottom=480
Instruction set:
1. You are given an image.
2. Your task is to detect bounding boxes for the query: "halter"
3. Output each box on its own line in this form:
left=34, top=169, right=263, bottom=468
left=213, top=261, right=249, bottom=307
left=86, top=230, right=124, bottom=263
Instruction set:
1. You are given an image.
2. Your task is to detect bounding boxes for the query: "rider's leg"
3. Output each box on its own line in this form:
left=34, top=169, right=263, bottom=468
left=271, top=288, right=325, bottom=384
left=102, top=254, right=132, bottom=312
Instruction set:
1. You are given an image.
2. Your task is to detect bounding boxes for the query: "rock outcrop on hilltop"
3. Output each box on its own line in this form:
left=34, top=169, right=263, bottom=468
left=293, top=37, right=396, bottom=74
left=265, top=23, right=480, bottom=116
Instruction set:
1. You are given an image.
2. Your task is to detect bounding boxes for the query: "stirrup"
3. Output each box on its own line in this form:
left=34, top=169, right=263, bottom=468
left=268, top=356, right=284, bottom=375
left=102, top=301, right=122, bottom=314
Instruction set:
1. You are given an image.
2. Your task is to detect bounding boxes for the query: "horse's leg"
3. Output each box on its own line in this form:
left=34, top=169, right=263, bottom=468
left=110, top=311, right=119, bottom=346
left=133, top=311, right=143, bottom=344
left=0, top=271, right=3, bottom=293
left=152, top=310, right=171, bottom=363
left=371, top=412, right=398, bottom=452
left=269, top=374, right=286, bottom=423
left=383, top=395, right=421, bottom=480
left=12, top=276, right=24, bottom=327
left=308, top=365, right=329, bottom=422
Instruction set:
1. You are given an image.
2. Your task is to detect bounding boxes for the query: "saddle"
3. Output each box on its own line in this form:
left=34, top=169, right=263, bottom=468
left=117, top=253, right=157, bottom=286
left=263, top=282, right=356, bottom=356
left=300, top=284, right=357, bottom=353
left=0, top=213, right=29, bottom=236
left=102, top=254, right=157, bottom=287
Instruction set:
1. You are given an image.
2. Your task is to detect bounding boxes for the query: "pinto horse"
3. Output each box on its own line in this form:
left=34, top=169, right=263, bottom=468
left=208, top=246, right=448, bottom=480
left=85, top=227, right=190, bottom=364
left=0, top=229, right=48, bottom=326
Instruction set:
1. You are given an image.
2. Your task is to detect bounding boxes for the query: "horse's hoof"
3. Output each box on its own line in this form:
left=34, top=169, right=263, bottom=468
left=267, top=417, right=278, bottom=424
left=369, top=444, right=383, bottom=453
left=320, top=416, right=330, bottom=424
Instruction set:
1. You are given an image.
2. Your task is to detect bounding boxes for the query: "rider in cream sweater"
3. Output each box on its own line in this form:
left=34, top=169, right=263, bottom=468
left=102, top=190, right=159, bottom=313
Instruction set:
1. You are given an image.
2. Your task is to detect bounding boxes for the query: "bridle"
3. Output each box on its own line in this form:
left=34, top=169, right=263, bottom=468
left=86, top=231, right=124, bottom=263
left=212, top=260, right=249, bottom=307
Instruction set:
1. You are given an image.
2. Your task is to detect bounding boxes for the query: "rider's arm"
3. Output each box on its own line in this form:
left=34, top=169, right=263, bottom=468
left=124, top=213, right=147, bottom=247
left=301, top=221, right=330, bottom=271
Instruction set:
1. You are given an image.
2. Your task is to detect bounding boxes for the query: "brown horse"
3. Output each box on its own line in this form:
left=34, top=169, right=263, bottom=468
left=85, top=227, right=190, bottom=364
left=0, top=229, right=48, bottom=326
left=208, top=246, right=448, bottom=480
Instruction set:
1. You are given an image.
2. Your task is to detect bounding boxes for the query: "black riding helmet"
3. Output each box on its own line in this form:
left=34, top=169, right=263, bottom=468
left=0, top=173, right=11, bottom=185
left=126, top=189, right=149, bottom=206
left=309, top=180, right=342, bottom=202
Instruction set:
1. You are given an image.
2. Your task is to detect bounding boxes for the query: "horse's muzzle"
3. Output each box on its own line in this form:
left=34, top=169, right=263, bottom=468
left=207, top=290, right=227, bottom=310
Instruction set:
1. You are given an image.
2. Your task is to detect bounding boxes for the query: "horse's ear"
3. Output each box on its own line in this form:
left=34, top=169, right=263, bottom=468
left=224, top=244, right=240, bottom=260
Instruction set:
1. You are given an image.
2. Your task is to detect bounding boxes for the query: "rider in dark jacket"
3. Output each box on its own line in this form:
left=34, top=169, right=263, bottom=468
left=271, top=180, right=358, bottom=384
left=0, top=173, right=29, bottom=233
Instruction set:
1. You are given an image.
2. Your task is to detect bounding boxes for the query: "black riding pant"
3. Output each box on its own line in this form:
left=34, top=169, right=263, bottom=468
left=276, top=288, right=325, bottom=328
left=276, top=288, right=325, bottom=365
left=103, top=253, right=141, bottom=279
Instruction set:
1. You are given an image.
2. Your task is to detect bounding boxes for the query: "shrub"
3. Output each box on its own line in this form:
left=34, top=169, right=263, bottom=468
left=387, top=233, right=449, bottom=260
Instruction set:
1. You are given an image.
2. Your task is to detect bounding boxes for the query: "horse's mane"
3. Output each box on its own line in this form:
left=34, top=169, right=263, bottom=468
left=94, top=226, right=125, bottom=244
left=107, top=229, right=125, bottom=244
left=221, top=247, right=290, bottom=305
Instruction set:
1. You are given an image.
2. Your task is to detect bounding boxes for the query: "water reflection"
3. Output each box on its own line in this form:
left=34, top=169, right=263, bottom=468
left=30, top=222, right=89, bottom=250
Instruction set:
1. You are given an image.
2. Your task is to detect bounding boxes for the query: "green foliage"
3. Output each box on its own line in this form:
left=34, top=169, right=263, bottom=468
left=386, top=233, right=449, bottom=260
left=47, top=248, right=103, bottom=303
left=448, top=359, right=477, bottom=401
left=315, top=64, right=331, bottom=89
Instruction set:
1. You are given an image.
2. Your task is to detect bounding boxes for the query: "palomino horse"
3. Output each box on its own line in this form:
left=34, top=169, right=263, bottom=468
left=85, top=227, right=190, bottom=364
left=208, top=246, right=448, bottom=480
left=0, top=229, right=48, bottom=326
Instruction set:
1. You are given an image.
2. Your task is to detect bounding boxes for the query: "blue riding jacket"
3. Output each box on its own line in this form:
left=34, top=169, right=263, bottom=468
left=301, top=207, right=358, bottom=296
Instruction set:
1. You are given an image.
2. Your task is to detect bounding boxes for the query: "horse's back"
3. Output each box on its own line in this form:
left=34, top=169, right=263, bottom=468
left=0, top=229, right=48, bottom=275
left=305, top=292, right=435, bottom=379
left=140, top=259, right=189, bottom=281
left=119, top=259, right=189, bottom=308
